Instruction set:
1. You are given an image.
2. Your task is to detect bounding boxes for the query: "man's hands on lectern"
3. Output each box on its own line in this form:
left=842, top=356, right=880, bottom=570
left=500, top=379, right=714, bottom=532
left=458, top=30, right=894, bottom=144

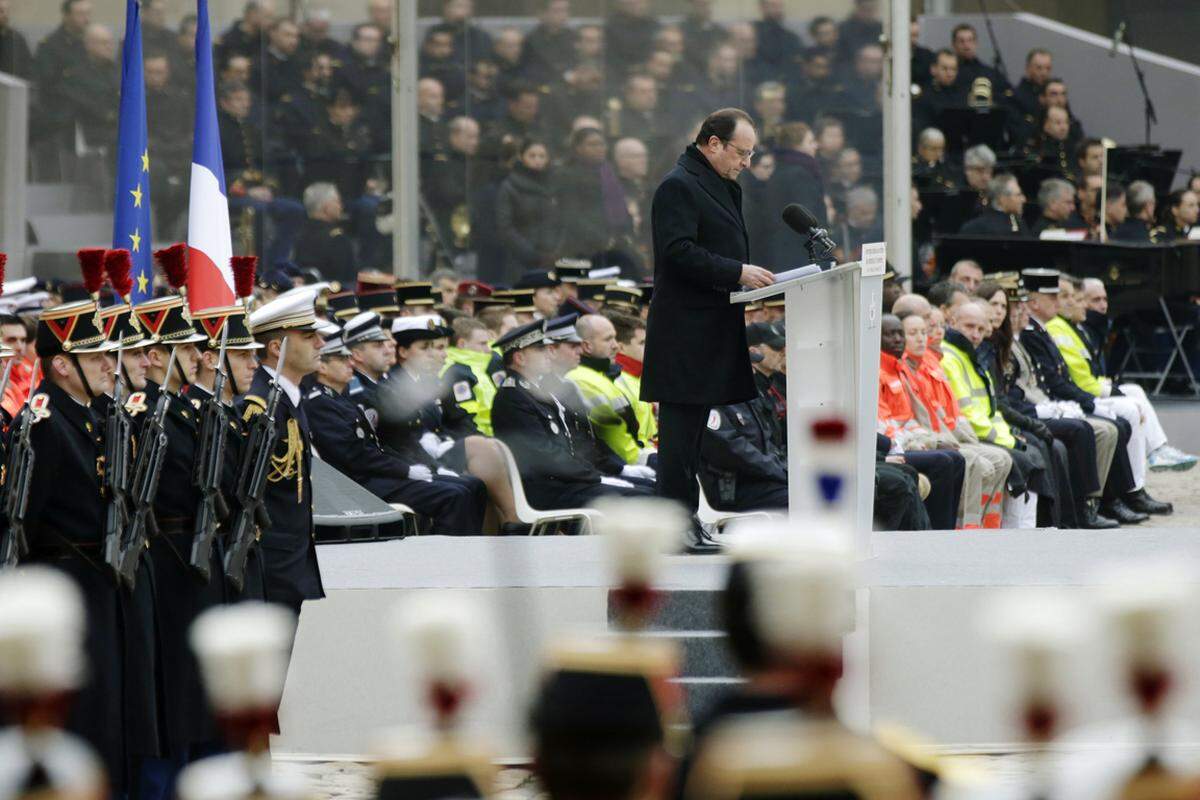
left=740, top=264, right=775, bottom=289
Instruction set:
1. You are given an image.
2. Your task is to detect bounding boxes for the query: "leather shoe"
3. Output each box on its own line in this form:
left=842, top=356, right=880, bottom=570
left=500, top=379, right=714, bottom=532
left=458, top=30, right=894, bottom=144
left=1081, top=501, right=1120, bottom=529
left=1101, top=499, right=1149, bottom=525
left=1125, top=488, right=1173, bottom=516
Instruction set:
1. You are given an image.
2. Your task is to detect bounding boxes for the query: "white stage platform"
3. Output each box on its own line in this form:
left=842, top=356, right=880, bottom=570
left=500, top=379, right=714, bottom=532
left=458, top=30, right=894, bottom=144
left=274, top=529, right=1200, bottom=760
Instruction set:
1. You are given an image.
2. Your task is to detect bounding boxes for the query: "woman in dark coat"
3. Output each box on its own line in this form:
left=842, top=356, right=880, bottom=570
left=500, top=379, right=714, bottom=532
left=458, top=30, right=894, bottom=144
left=495, top=138, right=561, bottom=282
left=555, top=127, right=632, bottom=262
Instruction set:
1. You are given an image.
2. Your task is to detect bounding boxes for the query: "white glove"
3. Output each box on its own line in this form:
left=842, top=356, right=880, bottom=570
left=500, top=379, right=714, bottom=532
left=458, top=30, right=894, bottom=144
left=1058, top=402, right=1086, bottom=420
left=436, top=467, right=458, bottom=477
left=621, top=464, right=656, bottom=480
left=1100, top=378, right=1113, bottom=398
left=636, top=447, right=656, bottom=466
left=1034, top=402, right=1062, bottom=419
left=600, top=476, right=635, bottom=489
left=434, top=438, right=456, bottom=458
left=418, top=431, right=442, bottom=459
left=408, top=464, right=433, bottom=482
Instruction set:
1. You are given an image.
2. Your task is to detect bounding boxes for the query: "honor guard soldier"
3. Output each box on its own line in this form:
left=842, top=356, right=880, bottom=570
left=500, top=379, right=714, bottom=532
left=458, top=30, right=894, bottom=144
left=491, top=320, right=650, bottom=514
left=530, top=497, right=688, bottom=799
left=0, top=568, right=106, bottom=800
left=302, top=317, right=486, bottom=534
left=372, top=594, right=496, bottom=799
left=25, top=292, right=159, bottom=796
left=178, top=603, right=309, bottom=800
left=242, top=287, right=326, bottom=616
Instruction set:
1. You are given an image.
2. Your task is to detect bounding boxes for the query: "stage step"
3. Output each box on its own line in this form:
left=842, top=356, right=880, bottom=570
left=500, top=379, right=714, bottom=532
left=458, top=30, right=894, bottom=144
left=608, top=588, right=721, bottom=631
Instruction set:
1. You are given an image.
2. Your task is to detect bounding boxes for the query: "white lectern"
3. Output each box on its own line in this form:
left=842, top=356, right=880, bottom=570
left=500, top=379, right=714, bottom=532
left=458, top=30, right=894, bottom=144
left=731, top=257, right=884, bottom=551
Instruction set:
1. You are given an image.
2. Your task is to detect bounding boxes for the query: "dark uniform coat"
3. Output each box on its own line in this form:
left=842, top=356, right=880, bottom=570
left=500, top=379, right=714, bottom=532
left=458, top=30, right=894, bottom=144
left=23, top=381, right=160, bottom=792
left=294, top=218, right=356, bottom=286
left=376, top=367, right=479, bottom=473
left=642, top=145, right=756, bottom=405
left=959, top=207, right=1030, bottom=237
left=698, top=399, right=789, bottom=511
left=236, top=367, right=324, bottom=612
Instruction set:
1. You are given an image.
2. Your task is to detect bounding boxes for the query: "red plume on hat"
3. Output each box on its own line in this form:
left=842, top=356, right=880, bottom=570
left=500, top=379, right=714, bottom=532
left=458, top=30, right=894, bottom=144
left=230, top=255, right=257, bottom=305
left=104, top=249, right=134, bottom=301
left=0, top=253, right=7, bottom=297
left=78, top=248, right=107, bottom=301
left=153, top=242, right=192, bottom=316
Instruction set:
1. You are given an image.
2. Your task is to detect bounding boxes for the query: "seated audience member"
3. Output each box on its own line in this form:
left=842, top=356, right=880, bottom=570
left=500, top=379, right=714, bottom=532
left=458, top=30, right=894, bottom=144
left=911, top=49, right=964, bottom=135
left=1114, top=180, right=1157, bottom=241
left=876, top=315, right=973, bottom=529
left=911, top=128, right=957, bottom=192
left=925, top=281, right=969, bottom=317
left=1050, top=276, right=1196, bottom=471
left=875, top=449, right=932, bottom=530
left=1156, top=188, right=1198, bottom=241
left=745, top=322, right=786, bottom=445
left=346, top=310, right=394, bottom=417
left=1031, top=177, right=1079, bottom=237
left=896, top=311, right=1014, bottom=529
left=1018, top=268, right=1172, bottom=521
left=303, top=320, right=487, bottom=534
left=492, top=320, right=650, bottom=511
left=567, top=314, right=654, bottom=466
left=959, top=143, right=995, bottom=221
left=1064, top=173, right=1102, bottom=230
left=698, top=359, right=789, bottom=514
left=607, top=311, right=658, bottom=452
left=377, top=314, right=518, bottom=529
left=1024, top=106, right=1076, bottom=183
left=948, top=259, right=983, bottom=294
left=1100, top=183, right=1129, bottom=240
left=440, top=316, right=498, bottom=436
left=959, top=173, right=1029, bottom=237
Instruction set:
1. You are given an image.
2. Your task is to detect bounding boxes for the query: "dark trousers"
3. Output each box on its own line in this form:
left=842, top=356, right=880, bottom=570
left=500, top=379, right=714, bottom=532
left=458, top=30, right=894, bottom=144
left=903, top=449, right=966, bottom=530
left=657, top=402, right=711, bottom=512
left=725, top=479, right=789, bottom=512
left=1045, top=418, right=1100, bottom=496
left=874, top=462, right=931, bottom=530
left=527, top=478, right=653, bottom=512
left=387, top=474, right=488, bottom=534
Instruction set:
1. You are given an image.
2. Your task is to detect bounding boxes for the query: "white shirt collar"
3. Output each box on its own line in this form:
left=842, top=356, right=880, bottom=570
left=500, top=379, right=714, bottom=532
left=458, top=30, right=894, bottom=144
left=263, top=365, right=301, bottom=408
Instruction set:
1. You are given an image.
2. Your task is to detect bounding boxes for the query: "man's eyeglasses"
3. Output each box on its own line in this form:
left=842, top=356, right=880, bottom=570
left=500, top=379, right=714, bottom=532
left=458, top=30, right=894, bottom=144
left=722, top=140, right=755, bottom=161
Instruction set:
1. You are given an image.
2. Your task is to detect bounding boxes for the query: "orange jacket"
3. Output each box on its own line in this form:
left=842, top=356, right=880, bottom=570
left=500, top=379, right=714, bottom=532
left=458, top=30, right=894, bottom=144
left=911, top=348, right=960, bottom=433
left=878, top=352, right=920, bottom=441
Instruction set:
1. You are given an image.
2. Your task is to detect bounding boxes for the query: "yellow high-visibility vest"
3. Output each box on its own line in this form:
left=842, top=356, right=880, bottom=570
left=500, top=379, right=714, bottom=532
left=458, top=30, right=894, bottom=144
left=939, top=341, right=1015, bottom=448
left=1046, top=316, right=1103, bottom=396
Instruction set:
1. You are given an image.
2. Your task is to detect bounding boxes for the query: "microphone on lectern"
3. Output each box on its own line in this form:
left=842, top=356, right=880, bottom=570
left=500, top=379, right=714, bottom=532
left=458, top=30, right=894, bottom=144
left=781, top=204, right=837, bottom=265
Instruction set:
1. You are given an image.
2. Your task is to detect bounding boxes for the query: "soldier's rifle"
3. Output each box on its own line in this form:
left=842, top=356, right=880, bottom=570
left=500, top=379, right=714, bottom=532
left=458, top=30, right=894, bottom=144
left=190, top=322, right=231, bottom=581
left=0, top=360, right=39, bottom=568
left=116, top=346, right=177, bottom=589
left=102, top=346, right=133, bottom=582
left=224, top=335, right=288, bottom=592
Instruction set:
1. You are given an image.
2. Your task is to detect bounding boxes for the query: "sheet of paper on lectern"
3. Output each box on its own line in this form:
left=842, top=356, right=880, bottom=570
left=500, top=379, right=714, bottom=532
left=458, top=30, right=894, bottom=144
left=861, top=242, right=887, bottom=277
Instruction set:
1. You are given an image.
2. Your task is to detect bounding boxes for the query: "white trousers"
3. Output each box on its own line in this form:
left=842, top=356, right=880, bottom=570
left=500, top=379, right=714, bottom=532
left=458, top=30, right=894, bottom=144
left=1115, top=383, right=1169, bottom=453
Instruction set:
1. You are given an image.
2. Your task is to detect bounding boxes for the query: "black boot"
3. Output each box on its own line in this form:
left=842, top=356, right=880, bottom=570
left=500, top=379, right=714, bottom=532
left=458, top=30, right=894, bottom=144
left=1125, top=488, right=1173, bottom=515
left=1081, top=499, right=1120, bottom=529
left=1101, top=498, right=1149, bottom=525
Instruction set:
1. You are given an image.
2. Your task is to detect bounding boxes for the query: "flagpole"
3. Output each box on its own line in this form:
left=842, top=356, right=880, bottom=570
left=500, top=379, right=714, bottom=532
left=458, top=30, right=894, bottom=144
left=391, top=0, right=419, bottom=279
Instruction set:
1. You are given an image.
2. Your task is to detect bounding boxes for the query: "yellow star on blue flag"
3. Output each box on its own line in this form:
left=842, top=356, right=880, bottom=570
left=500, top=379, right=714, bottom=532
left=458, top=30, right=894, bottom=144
left=112, top=0, right=154, bottom=304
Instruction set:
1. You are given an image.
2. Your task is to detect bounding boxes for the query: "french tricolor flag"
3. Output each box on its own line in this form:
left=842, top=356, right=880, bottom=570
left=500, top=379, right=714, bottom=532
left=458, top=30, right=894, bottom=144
left=186, top=0, right=235, bottom=310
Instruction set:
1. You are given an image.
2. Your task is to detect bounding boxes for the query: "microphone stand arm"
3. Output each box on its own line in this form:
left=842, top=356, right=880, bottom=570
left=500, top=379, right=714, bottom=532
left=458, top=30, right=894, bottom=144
left=1123, top=26, right=1157, bottom=145
left=976, top=0, right=1010, bottom=81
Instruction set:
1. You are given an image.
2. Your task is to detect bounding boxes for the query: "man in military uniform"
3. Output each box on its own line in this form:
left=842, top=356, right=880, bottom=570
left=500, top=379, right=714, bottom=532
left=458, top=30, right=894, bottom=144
left=960, top=173, right=1030, bottom=236
left=912, top=49, right=966, bottom=136
left=335, top=23, right=390, bottom=134
left=950, top=23, right=1012, bottom=98
left=25, top=297, right=155, bottom=796
left=422, top=116, right=481, bottom=256
left=1031, top=177, right=1079, bottom=237
left=492, top=320, right=649, bottom=510
left=522, top=0, right=575, bottom=86
left=131, top=294, right=222, bottom=784
left=242, top=288, right=326, bottom=615
left=31, top=0, right=91, bottom=162
left=345, top=310, right=391, bottom=421
left=912, top=127, right=959, bottom=193
left=303, top=319, right=486, bottom=535
left=273, top=51, right=335, bottom=164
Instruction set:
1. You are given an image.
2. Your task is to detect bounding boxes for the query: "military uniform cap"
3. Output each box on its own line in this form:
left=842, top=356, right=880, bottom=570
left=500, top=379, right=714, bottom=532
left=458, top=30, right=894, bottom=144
left=637, top=281, right=654, bottom=305
left=134, top=295, right=208, bottom=345
left=469, top=295, right=513, bottom=312
left=98, top=302, right=148, bottom=349
left=603, top=284, right=644, bottom=313
left=515, top=269, right=561, bottom=290
left=342, top=311, right=390, bottom=346
left=456, top=279, right=493, bottom=299
left=392, top=314, right=449, bottom=346
left=2, top=277, right=36, bottom=296
left=256, top=269, right=293, bottom=294
left=191, top=305, right=264, bottom=350
left=356, top=270, right=393, bottom=292
left=492, top=319, right=547, bottom=354
left=358, top=288, right=400, bottom=316
left=248, top=286, right=322, bottom=334
left=395, top=280, right=436, bottom=307
left=544, top=313, right=582, bottom=344
left=327, top=290, right=360, bottom=320
left=552, top=258, right=591, bottom=282
left=319, top=328, right=350, bottom=357
left=574, top=279, right=609, bottom=303
left=504, top=288, right=537, bottom=313
left=1021, top=268, right=1060, bottom=294
left=746, top=321, right=785, bottom=350
left=36, top=300, right=118, bottom=356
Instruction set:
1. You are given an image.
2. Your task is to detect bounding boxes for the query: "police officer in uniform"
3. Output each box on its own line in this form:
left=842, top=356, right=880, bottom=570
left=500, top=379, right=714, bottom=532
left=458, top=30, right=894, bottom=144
left=303, top=316, right=486, bottom=535
left=492, top=320, right=650, bottom=511
left=241, top=288, right=326, bottom=616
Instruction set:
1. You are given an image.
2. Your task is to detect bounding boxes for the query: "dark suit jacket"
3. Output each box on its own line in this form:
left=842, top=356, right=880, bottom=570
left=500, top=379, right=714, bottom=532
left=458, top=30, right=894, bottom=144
left=642, top=145, right=756, bottom=405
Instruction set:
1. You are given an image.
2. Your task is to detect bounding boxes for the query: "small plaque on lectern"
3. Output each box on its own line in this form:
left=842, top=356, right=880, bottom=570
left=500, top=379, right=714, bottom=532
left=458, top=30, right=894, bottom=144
left=861, top=242, right=887, bottom=277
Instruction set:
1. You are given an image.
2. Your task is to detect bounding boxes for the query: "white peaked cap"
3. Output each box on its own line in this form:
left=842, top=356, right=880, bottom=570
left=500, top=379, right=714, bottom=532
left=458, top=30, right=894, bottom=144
left=247, top=286, right=320, bottom=334
left=1, top=277, right=37, bottom=296
left=981, top=589, right=1087, bottom=698
left=0, top=567, right=85, bottom=693
left=592, top=496, right=690, bottom=587
left=190, top=602, right=296, bottom=713
left=391, top=314, right=446, bottom=334
left=391, top=592, right=485, bottom=690
left=740, top=520, right=856, bottom=653
left=1095, top=559, right=1196, bottom=668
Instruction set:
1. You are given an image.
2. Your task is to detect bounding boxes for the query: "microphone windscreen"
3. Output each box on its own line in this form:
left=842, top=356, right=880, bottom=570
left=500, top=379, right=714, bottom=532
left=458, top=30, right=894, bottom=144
left=781, top=203, right=821, bottom=235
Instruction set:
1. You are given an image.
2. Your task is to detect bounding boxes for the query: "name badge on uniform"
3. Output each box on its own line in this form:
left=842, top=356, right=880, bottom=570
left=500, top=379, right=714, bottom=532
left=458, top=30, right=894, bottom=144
left=453, top=380, right=472, bottom=403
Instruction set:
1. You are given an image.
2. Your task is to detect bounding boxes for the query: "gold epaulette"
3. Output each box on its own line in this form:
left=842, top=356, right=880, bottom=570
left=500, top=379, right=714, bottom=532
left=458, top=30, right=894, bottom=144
left=242, top=394, right=266, bottom=422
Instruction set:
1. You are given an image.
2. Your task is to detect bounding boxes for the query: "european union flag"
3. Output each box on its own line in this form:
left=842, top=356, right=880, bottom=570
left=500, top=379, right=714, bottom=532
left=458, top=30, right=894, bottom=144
left=112, top=0, right=153, bottom=304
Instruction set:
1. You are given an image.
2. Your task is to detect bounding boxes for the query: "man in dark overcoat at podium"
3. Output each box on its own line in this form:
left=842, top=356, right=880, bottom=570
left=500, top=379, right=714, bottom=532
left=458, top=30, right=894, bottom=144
left=641, top=107, right=775, bottom=550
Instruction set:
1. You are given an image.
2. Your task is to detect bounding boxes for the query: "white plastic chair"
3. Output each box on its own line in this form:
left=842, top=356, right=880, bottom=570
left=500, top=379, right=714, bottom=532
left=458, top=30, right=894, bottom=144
left=387, top=503, right=420, bottom=536
left=695, top=476, right=777, bottom=532
left=494, top=439, right=604, bottom=535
